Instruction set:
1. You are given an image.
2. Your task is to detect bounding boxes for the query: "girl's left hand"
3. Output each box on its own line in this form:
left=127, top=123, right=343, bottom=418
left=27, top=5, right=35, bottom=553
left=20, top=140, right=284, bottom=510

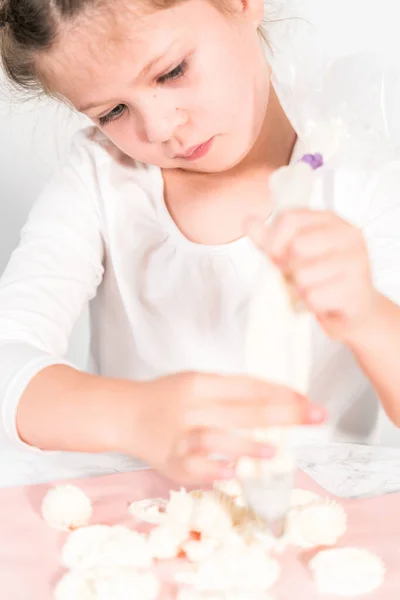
left=248, top=209, right=383, bottom=344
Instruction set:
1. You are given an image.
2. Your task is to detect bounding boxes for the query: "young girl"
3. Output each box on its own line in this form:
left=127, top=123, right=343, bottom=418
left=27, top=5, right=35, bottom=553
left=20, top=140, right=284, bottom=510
left=0, top=0, right=399, bottom=487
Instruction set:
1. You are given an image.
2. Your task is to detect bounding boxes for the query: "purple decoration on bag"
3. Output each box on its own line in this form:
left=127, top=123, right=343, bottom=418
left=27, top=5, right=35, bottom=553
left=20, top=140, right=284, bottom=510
left=300, top=153, right=324, bottom=170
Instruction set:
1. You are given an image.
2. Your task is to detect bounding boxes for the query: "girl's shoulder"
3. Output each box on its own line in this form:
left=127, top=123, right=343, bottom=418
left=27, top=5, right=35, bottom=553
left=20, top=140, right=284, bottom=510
left=63, top=126, right=158, bottom=193
left=28, top=127, right=162, bottom=230
left=330, top=159, right=400, bottom=229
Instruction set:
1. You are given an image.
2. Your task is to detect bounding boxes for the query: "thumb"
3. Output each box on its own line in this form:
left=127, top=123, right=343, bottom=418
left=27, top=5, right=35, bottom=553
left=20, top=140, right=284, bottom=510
left=244, top=218, right=273, bottom=256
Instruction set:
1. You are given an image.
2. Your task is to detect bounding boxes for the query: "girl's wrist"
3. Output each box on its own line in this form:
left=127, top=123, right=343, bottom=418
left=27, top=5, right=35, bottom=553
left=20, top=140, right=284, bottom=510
left=343, top=292, right=392, bottom=353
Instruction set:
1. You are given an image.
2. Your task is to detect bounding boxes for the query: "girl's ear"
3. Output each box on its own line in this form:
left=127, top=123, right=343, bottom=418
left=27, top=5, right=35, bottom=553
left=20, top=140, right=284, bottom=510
left=230, top=0, right=265, bottom=26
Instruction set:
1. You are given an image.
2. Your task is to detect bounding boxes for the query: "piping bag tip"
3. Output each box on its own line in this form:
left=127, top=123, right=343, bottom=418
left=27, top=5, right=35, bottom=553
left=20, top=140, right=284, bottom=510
left=264, top=516, right=287, bottom=540
left=238, top=465, right=294, bottom=539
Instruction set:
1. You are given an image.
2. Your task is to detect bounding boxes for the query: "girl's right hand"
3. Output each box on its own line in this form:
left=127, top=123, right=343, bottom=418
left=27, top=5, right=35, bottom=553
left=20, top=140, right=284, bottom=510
left=125, top=372, right=326, bottom=485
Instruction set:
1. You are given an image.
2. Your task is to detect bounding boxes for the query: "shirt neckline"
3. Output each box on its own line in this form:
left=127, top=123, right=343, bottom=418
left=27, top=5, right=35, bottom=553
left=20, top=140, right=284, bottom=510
left=150, top=138, right=301, bottom=256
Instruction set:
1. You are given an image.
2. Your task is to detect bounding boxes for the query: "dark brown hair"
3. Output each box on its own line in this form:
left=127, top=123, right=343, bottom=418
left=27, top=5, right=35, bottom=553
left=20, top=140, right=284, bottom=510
left=0, top=0, right=269, bottom=98
left=0, top=0, right=116, bottom=94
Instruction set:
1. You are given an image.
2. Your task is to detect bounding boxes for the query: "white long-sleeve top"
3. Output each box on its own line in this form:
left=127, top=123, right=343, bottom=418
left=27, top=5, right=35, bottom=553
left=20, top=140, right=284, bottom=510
left=1, top=126, right=400, bottom=485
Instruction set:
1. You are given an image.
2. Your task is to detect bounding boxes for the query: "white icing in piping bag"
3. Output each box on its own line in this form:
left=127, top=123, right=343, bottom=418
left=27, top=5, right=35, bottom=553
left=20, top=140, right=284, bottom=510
left=237, top=152, right=322, bottom=537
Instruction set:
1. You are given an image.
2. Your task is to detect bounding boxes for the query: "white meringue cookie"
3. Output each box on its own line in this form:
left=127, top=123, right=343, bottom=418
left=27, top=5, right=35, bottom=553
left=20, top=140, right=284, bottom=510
left=288, top=499, right=347, bottom=549
left=290, top=488, right=321, bottom=508
left=41, top=484, right=92, bottom=531
left=166, top=488, right=195, bottom=526
left=148, top=522, right=189, bottom=559
left=54, top=569, right=96, bottom=600
left=61, top=524, right=152, bottom=569
left=128, top=498, right=167, bottom=525
left=191, top=493, right=233, bottom=540
left=195, top=543, right=280, bottom=592
left=92, top=567, right=159, bottom=600
left=182, top=537, right=219, bottom=563
left=310, top=547, right=385, bottom=596
left=55, top=567, right=159, bottom=600
left=213, top=479, right=244, bottom=506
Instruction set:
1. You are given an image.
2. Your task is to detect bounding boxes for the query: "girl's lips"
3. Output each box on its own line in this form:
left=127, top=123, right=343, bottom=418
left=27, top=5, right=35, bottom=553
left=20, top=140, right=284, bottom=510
left=176, top=137, right=214, bottom=161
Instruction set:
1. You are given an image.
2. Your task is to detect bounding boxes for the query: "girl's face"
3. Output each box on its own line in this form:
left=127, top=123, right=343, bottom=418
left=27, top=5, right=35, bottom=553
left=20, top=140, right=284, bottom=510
left=42, top=0, right=269, bottom=173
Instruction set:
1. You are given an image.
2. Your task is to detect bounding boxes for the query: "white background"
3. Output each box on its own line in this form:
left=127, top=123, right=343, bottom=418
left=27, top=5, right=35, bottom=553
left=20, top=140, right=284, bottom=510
left=0, top=0, right=399, bottom=444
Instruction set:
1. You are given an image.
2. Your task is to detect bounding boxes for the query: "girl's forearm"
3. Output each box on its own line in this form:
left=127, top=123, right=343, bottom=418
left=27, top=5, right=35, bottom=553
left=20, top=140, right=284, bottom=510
left=16, top=365, right=145, bottom=454
left=346, top=293, right=400, bottom=427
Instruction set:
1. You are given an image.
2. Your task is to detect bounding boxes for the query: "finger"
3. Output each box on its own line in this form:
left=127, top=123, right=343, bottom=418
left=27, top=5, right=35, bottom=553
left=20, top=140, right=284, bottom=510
left=292, top=257, right=346, bottom=291
left=247, top=211, right=334, bottom=260
left=275, top=222, right=343, bottom=265
left=181, top=427, right=275, bottom=461
left=197, top=374, right=304, bottom=403
left=186, top=374, right=326, bottom=425
left=167, top=450, right=236, bottom=486
left=305, top=281, right=355, bottom=317
left=187, top=397, right=326, bottom=429
left=165, top=459, right=234, bottom=487
left=245, top=218, right=273, bottom=255
left=181, top=454, right=236, bottom=485
left=288, top=227, right=352, bottom=266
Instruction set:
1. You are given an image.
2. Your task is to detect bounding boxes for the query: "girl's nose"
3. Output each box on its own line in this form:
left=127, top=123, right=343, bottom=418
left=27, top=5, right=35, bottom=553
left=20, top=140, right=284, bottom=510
left=140, top=105, right=188, bottom=144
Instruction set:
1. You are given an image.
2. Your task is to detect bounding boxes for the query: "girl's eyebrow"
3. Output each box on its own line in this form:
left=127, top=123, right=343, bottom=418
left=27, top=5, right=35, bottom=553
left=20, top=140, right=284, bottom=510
left=138, top=41, right=177, bottom=78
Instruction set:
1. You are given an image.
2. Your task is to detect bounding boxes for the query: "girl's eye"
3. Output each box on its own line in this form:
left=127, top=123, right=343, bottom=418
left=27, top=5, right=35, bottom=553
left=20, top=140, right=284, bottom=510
left=157, top=61, right=187, bottom=85
left=96, top=61, right=188, bottom=125
left=99, top=104, right=126, bottom=126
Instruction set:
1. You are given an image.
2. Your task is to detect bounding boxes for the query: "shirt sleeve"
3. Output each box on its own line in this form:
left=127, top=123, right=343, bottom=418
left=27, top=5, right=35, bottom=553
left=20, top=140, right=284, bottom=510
left=0, top=133, right=104, bottom=452
left=361, top=160, right=400, bottom=304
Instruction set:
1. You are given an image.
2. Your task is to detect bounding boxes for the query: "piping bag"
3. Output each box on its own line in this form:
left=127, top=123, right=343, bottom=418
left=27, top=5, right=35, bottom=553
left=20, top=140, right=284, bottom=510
left=236, top=123, right=345, bottom=539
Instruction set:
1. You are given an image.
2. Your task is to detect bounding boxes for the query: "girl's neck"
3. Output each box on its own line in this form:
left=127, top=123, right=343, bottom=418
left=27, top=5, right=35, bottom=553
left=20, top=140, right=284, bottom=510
left=234, top=85, right=297, bottom=176
left=161, top=87, right=297, bottom=246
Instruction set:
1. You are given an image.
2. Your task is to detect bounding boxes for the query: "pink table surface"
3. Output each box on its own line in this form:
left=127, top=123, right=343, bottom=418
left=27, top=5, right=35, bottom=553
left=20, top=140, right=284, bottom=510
left=0, top=469, right=398, bottom=600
